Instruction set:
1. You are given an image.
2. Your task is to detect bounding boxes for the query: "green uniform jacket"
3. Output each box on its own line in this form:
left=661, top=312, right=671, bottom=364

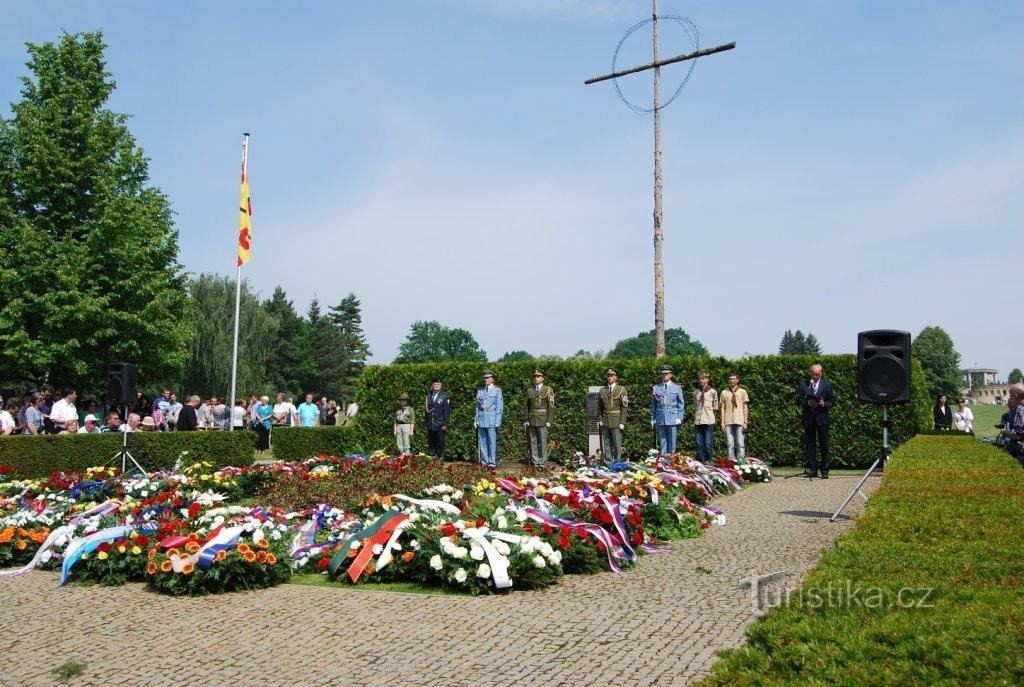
left=598, top=385, right=629, bottom=426
left=526, top=385, right=555, bottom=426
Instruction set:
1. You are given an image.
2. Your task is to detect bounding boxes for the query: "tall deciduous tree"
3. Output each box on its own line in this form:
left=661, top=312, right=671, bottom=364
left=395, top=321, right=487, bottom=364
left=0, top=31, right=189, bottom=391
left=182, top=274, right=277, bottom=398
left=912, top=326, right=962, bottom=400
left=608, top=328, right=708, bottom=359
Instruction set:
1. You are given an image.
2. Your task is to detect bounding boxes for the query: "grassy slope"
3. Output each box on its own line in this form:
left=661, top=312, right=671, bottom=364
left=698, top=435, right=1024, bottom=687
left=970, top=403, right=1008, bottom=440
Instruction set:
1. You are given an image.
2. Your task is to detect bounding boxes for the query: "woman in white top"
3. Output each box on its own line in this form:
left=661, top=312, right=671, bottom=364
left=953, top=398, right=974, bottom=434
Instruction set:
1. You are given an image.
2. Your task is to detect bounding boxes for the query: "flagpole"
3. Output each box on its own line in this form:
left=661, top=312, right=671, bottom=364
left=229, top=132, right=250, bottom=430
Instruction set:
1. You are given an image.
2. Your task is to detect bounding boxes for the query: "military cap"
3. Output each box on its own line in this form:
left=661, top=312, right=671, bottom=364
left=431, top=377, right=442, bottom=383
left=660, top=364, right=674, bottom=374
left=483, top=370, right=495, bottom=378
left=532, top=369, right=545, bottom=377
left=398, top=392, right=410, bottom=401
left=605, top=368, right=618, bottom=376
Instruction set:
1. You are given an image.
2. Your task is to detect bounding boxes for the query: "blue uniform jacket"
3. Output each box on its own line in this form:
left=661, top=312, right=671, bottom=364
left=651, top=382, right=685, bottom=425
left=475, top=385, right=504, bottom=428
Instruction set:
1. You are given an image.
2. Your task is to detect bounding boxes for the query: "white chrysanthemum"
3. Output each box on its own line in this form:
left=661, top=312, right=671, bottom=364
left=496, top=516, right=508, bottom=530
left=441, top=494, right=451, bottom=502
left=440, top=538, right=455, bottom=554
left=514, top=509, right=526, bottom=522
left=493, top=540, right=511, bottom=556
left=453, top=490, right=464, bottom=500
left=252, top=528, right=266, bottom=543
left=429, top=554, right=443, bottom=570
left=547, top=550, right=562, bottom=566
left=477, top=563, right=491, bottom=579
left=453, top=568, right=468, bottom=583
left=539, top=542, right=553, bottom=557
left=372, top=543, right=384, bottom=555
left=469, top=545, right=485, bottom=561
left=532, top=555, right=546, bottom=568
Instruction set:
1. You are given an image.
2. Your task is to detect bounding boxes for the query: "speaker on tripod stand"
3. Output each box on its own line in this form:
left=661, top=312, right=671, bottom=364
left=106, top=362, right=146, bottom=475
left=831, top=330, right=911, bottom=521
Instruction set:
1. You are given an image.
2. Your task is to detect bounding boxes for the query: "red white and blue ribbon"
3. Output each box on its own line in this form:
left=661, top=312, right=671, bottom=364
left=60, top=523, right=158, bottom=585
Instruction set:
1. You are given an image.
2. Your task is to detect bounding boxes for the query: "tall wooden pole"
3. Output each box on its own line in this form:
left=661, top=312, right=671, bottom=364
left=652, top=0, right=666, bottom=358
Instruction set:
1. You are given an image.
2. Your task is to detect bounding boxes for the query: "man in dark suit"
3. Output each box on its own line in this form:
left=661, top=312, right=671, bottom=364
left=425, top=379, right=451, bottom=460
left=798, top=363, right=835, bottom=478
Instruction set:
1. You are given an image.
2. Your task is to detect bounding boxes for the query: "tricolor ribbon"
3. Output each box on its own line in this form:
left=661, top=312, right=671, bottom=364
left=344, top=513, right=408, bottom=583
left=60, top=523, right=158, bottom=585
left=327, top=512, right=404, bottom=581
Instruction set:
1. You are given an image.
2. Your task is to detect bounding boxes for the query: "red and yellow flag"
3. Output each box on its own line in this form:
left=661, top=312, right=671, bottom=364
left=236, top=135, right=252, bottom=266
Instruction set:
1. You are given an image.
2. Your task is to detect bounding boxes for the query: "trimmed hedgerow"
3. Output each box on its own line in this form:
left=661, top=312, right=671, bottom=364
left=267, top=425, right=364, bottom=463
left=698, top=435, right=1024, bottom=687
left=348, top=355, right=930, bottom=468
left=0, top=430, right=257, bottom=477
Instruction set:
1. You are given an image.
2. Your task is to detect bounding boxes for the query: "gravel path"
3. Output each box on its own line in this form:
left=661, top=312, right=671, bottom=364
left=0, top=472, right=878, bottom=687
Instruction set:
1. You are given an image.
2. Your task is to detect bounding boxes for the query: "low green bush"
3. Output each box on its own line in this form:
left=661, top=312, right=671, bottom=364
left=698, top=435, right=1024, bottom=686
left=0, top=430, right=257, bottom=477
left=267, top=425, right=364, bottom=462
left=350, top=355, right=930, bottom=467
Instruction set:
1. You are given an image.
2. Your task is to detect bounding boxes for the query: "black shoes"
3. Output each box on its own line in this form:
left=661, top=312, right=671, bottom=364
left=820, top=471, right=829, bottom=479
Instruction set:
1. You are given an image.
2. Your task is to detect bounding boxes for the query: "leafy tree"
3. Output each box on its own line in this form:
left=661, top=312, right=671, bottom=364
left=394, top=321, right=487, bottom=364
left=182, top=274, right=277, bottom=398
left=569, top=349, right=606, bottom=360
left=609, top=328, right=708, bottom=359
left=498, top=350, right=534, bottom=362
left=1008, top=368, right=1023, bottom=384
left=328, top=293, right=371, bottom=404
left=779, top=330, right=822, bottom=355
left=0, top=31, right=189, bottom=392
left=911, top=326, right=962, bottom=400
left=262, top=287, right=315, bottom=396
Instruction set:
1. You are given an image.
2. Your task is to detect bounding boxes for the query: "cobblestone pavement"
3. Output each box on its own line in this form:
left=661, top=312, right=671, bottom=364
left=0, top=472, right=878, bottom=687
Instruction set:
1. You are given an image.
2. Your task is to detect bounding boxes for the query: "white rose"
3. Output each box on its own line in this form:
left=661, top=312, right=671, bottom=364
left=372, top=543, right=384, bottom=555
left=252, top=528, right=266, bottom=543
left=494, top=541, right=511, bottom=556
left=547, top=550, right=563, bottom=565
left=429, top=555, right=443, bottom=570
left=539, top=542, right=553, bottom=557
left=469, top=545, right=485, bottom=561
left=514, top=509, right=526, bottom=522
left=442, top=494, right=451, bottom=502
left=452, top=546, right=468, bottom=559
left=496, top=516, right=508, bottom=530
left=532, top=555, right=546, bottom=568
left=410, top=539, right=420, bottom=550
left=453, top=491, right=464, bottom=500
left=453, top=568, right=468, bottom=583
left=477, top=563, right=491, bottom=579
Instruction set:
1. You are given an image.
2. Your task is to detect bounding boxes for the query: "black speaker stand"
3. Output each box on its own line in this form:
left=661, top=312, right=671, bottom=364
left=830, top=405, right=889, bottom=521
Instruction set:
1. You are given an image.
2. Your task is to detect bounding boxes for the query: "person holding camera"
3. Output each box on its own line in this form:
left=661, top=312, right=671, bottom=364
left=798, top=363, right=835, bottom=479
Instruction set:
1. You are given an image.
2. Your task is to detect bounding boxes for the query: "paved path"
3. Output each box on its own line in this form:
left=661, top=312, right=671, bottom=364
left=0, top=472, right=879, bottom=687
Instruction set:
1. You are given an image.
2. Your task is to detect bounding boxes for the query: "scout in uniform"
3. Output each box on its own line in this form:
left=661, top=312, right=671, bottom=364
left=475, top=370, right=504, bottom=468
left=425, top=378, right=451, bottom=460
left=393, top=392, right=415, bottom=454
left=693, top=370, right=718, bottom=464
left=524, top=369, right=555, bottom=467
left=597, top=368, right=629, bottom=461
left=650, top=364, right=685, bottom=455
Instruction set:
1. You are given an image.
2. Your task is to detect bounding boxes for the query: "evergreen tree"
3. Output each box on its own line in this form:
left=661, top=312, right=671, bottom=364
left=779, top=330, right=822, bottom=355
left=1009, top=368, right=1023, bottom=384
left=804, top=333, right=823, bottom=355
left=262, top=287, right=315, bottom=396
left=328, top=293, right=371, bottom=404
left=0, top=31, right=189, bottom=391
left=307, top=295, right=348, bottom=400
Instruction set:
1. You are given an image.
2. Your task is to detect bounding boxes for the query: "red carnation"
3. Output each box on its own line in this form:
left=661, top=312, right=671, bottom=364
left=97, top=541, right=111, bottom=553
left=187, top=502, right=202, bottom=519
left=440, top=522, right=457, bottom=537
left=316, top=557, right=330, bottom=570
left=135, top=535, right=150, bottom=547
left=542, top=523, right=554, bottom=535
left=557, top=535, right=571, bottom=550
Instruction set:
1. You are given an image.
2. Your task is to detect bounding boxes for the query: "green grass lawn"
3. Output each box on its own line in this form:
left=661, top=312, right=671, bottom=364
left=698, top=435, right=1024, bottom=687
left=969, top=403, right=1008, bottom=440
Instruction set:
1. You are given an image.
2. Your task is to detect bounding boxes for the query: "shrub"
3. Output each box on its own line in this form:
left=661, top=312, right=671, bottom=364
left=698, top=435, right=1024, bottom=686
left=350, top=355, right=930, bottom=468
left=0, top=430, right=257, bottom=478
left=267, top=425, right=364, bottom=462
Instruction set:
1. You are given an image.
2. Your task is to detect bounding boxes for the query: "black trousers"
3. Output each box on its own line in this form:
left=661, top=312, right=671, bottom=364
left=427, top=428, right=446, bottom=459
left=804, top=419, right=830, bottom=474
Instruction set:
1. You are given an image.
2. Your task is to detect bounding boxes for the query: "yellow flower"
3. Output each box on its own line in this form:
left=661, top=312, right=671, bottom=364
left=97, top=551, right=108, bottom=560
left=117, top=546, right=127, bottom=554
left=130, top=546, right=142, bottom=555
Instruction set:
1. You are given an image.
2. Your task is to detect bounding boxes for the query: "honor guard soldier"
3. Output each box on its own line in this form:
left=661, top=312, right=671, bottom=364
left=393, top=393, right=415, bottom=455
left=475, top=370, right=504, bottom=468
left=425, top=379, right=451, bottom=460
left=651, top=364, right=685, bottom=455
left=524, top=370, right=555, bottom=467
left=597, top=369, right=629, bottom=461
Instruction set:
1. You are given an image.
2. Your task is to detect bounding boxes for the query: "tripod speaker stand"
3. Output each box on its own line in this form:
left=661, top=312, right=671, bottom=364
left=109, top=405, right=147, bottom=476
left=830, top=405, right=889, bottom=521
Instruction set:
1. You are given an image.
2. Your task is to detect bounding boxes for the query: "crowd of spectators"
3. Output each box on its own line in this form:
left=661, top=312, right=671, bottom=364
left=0, top=385, right=356, bottom=440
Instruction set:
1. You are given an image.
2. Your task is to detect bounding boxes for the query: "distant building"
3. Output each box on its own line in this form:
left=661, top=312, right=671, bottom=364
left=962, top=368, right=1009, bottom=405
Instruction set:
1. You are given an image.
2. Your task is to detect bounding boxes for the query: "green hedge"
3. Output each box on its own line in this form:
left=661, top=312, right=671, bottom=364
left=698, top=435, right=1024, bottom=686
left=268, top=426, right=364, bottom=462
left=351, top=355, right=931, bottom=468
left=0, top=430, right=258, bottom=478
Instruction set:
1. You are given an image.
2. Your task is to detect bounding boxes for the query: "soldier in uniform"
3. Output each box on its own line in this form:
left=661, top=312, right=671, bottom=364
left=597, top=369, right=629, bottom=461
left=393, top=392, right=415, bottom=455
left=425, top=378, right=451, bottom=460
left=475, top=370, right=504, bottom=468
left=651, top=364, right=685, bottom=455
left=524, top=370, right=555, bottom=467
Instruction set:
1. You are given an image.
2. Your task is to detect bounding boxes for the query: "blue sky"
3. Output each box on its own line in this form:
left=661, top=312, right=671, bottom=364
left=3, top=1, right=1022, bottom=377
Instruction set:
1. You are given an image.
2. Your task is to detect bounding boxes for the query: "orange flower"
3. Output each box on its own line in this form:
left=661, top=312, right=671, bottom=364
left=242, top=551, right=257, bottom=563
left=214, top=550, right=227, bottom=563
left=0, top=526, right=13, bottom=544
left=15, top=539, right=26, bottom=550
left=256, top=551, right=269, bottom=564
left=148, top=549, right=157, bottom=561
left=159, top=560, right=173, bottom=572
left=165, top=548, right=180, bottom=558
left=236, top=543, right=252, bottom=555
left=380, top=495, right=393, bottom=508
left=401, top=551, right=415, bottom=563
left=181, top=563, right=195, bottom=575
left=265, top=553, right=277, bottom=565
left=346, top=548, right=357, bottom=559
left=256, top=539, right=269, bottom=550
left=146, top=562, right=158, bottom=575
left=184, top=542, right=200, bottom=554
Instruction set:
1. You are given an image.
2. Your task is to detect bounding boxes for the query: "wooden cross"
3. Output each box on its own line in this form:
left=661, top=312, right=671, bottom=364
left=586, top=3, right=734, bottom=358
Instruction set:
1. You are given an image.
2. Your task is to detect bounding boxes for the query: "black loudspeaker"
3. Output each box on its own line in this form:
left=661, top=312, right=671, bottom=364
left=857, top=330, right=911, bottom=404
left=107, top=362, right=137, bottom=405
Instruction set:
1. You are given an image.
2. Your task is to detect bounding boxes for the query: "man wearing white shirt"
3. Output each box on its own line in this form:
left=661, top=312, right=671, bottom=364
left=48, top=388, right=78, bottom=432
left=273, top=392, right=298, bottom=427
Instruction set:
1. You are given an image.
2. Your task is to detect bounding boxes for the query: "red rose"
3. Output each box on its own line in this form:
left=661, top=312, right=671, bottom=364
left=135, top=535, right=150, bottom=547
left=316, top=557, right=330, bottom=570
left=187, top=502, right=202, bottom=519
left=541, top=523, right=554, bottom=535
left=440, top=522, right=457, bottom=537
left=97, top=541, right=111, bottom=553
left=475, top=518, right=485, bottom=528
left=557, top=535, right=571, bottom=550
